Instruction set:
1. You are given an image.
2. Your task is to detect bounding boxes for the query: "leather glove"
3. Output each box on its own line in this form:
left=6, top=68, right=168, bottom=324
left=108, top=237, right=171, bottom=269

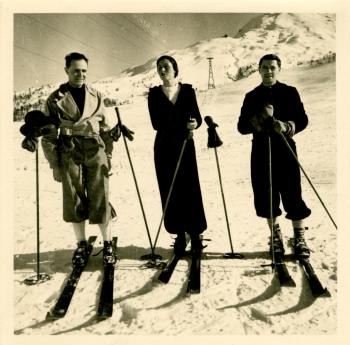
left=187, top=118, right=197, bottom=130
left=261, top=104, right=274, bottom=118
left=272, top=119, right=288, bottom=134
left=110, top=124, right=121, bottom=141
left=121, top=125, right=134, bottom=141
left=248, top=104, right=274, bottom=132
left=21, top=137, right=38, bottom=152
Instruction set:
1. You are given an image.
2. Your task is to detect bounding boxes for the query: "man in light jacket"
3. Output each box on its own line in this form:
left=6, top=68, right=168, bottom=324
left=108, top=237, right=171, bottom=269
left=42, top=52, right=117, bottom=266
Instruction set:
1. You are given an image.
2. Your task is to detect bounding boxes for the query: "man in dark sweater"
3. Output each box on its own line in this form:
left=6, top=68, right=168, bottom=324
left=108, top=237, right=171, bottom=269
left=237, top=54, right=311, bottom=258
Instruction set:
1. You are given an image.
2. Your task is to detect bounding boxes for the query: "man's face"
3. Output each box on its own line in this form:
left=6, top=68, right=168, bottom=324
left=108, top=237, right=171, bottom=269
left=65, top=59, right=88, bottom=88
left=259, top=59, right=280, bottom=86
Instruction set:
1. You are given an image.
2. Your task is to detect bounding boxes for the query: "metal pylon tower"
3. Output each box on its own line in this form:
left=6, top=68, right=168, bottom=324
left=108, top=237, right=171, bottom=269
left=207, top=57, right=215, bottom=89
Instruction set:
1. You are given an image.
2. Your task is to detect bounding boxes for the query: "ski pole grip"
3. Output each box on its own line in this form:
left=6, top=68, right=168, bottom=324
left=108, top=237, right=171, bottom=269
left=204, top=115, right=223, bottom=147
left=204, top=115, right=219, bottom=128
left=115, top=106, right=122, bottom=126
left=204, top=115, right=214, bottom=127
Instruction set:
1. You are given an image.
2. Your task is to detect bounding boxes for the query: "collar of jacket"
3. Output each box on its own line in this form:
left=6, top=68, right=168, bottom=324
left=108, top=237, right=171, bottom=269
left=259, top=80, right=281, bottom=90
left=55, top=83, right=101, bottom=121
left=57, top=82, right=97, bottom=98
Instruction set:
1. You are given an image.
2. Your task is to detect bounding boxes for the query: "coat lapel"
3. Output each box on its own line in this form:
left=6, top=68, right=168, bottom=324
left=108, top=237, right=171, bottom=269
left=56, top=84, right=98, bottom=122
left=80, top=85, right=99, bottom=120
left=56, top=91, right=81, bottom=121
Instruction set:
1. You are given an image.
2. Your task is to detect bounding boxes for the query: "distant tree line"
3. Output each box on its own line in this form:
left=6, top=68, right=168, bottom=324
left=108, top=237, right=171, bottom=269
left=307, top=51, right=336, bottom=66
left=13, top=84, right=55, bottom=121
left=226, top=63, right=258, bottom=81
left=13, top=93, right=46, bottom=121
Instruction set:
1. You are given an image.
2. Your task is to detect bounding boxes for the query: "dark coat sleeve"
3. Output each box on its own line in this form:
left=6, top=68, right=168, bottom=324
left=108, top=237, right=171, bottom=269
left=237, top=83, right=308, bottom=136
left=187, top=86, right=202, bottom=129
left=148, top=87, right=161, bottom=130
left=237, top=92, right=255, bottom=135
left=288, top=86, right=308, bottom=134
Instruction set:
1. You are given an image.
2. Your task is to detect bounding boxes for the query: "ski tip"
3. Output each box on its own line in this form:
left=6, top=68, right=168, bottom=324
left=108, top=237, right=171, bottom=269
left=157, top=273, right=171, bottom=284
left=281, top=278, right=297, bottom=287
left=46, top=310, right=65, bottom=321
left=312, top=287, right=331, bottom=298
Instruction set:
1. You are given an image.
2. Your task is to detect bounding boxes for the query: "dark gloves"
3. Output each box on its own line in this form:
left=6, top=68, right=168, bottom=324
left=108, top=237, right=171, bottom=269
left=21, top=137, right=38, bottom=152
left=272, top=119, right=288, bottom=133
left=272, top=120, right=295, bottom=137
left=21, top=123, right=57, bottom=153
left=103, top=98, right=117, bottom=107
left=108, top=124, right=134, bottom=142
left=121, top=124, right=134, bottom=141
left=109, top=124, right=121, bottom=141
left=20, top=111, right=57, bottom=153
left=249, top=104, right=294, bottom=136
left=249, top=104, right=274, bottom=133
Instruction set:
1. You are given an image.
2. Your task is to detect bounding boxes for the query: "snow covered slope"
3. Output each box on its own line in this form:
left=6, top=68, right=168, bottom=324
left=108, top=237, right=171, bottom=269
left=13, top=61, right=336, bottom=336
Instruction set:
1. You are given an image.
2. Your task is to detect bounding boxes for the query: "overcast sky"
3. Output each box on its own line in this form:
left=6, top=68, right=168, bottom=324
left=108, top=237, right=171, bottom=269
left=13, top=13, right=261, bottom=91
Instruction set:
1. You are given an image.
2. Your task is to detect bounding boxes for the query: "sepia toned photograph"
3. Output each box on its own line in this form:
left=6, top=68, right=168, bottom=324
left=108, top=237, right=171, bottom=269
left=1, top=0, right=348, bottom=343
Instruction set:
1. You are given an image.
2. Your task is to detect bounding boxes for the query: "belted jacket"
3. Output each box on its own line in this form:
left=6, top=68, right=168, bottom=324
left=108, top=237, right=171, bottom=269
left=41, top=83, right=111, bottom=169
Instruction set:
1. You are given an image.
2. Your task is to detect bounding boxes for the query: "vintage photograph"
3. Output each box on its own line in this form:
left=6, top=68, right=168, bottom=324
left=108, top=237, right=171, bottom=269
left=1, top=0, right=345, bottom=342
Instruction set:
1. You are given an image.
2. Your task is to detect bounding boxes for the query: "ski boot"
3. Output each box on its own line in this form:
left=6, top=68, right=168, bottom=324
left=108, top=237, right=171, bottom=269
left=173, top=233, right=187, bottom=257
left=269, top=224, right=285, bottom=257
left=293, top=228, right=310, bottom=258
left=103, top=240, right=117, bottom=266
left=190, top=234, right=204, bottom=257
left=72, top=240, right=88, bottom=266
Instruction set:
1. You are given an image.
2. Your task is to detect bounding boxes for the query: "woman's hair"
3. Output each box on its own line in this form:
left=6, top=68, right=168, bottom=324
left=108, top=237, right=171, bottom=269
left=156, top=55, right=179, bottom=77
left=259, top=54, right=281, bottom=68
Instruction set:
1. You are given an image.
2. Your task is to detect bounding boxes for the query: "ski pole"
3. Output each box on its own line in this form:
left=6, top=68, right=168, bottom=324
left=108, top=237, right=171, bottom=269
left=114, top=107, right=162, bottom=261
left=278, top=133, right=337, bottom=230
left=267, top=136, right=276, bottom=270
left=151, top=131, right=191, bottom=253
left=24, top=147, right=50, bottom=285
left=204, top=116, right=243, bottom=259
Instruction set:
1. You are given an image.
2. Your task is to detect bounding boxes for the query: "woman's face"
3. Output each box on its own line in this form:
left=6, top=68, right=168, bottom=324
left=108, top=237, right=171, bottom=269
left=157, top=59, right=176, bottom=82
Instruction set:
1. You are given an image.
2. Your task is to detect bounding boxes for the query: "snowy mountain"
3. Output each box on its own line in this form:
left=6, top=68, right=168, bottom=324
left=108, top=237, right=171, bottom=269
left=94, top=13, right=335, bottom=101
left=13, top=13, right=335, bottom=119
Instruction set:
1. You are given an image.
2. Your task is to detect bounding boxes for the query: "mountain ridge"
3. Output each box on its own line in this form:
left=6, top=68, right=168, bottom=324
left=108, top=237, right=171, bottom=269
left=13, top=13, right=335, bottom=120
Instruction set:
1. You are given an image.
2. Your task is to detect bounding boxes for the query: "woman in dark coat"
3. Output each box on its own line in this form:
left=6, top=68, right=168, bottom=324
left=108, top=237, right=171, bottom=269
left=148, top=55, right=207, bottom=254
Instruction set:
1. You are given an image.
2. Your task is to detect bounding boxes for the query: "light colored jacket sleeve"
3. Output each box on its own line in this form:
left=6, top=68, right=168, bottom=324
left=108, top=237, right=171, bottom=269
left=41, top=97, right=60, bottom=169
left=98, top=92, right=112, bottom=133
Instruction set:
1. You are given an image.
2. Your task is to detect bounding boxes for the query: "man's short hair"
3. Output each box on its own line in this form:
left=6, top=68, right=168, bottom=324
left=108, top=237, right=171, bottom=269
left=65, top=52, right=88, bottom=68
left=259, top=54, right=281, bottom=68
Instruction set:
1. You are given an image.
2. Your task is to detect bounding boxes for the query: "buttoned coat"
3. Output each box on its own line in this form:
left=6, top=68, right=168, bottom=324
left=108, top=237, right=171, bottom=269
left=237, top=81, right=311, bottom=220
left=148, top=83, right=207, bottom=234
